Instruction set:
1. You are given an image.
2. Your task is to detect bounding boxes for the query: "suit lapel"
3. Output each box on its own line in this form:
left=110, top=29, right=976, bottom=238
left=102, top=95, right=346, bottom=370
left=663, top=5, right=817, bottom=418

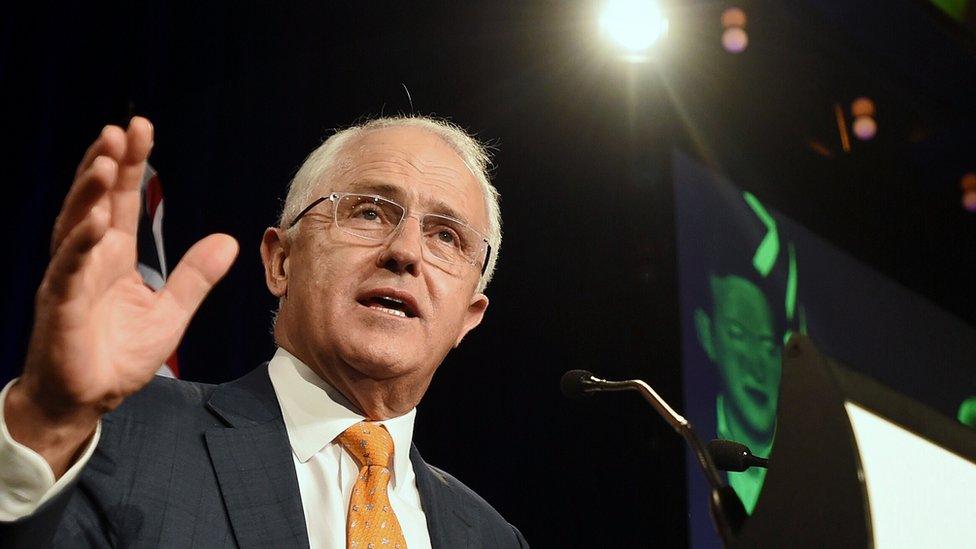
left=411, top=445, right=475, bottom=549
left=204, top=365, right=310, bottom=549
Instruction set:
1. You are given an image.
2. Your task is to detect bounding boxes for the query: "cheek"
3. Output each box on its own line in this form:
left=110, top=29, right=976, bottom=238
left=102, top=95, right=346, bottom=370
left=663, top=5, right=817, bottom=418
left=292, top=246, right=359, bottom=309
left=427, top=278, right=477, bottom=329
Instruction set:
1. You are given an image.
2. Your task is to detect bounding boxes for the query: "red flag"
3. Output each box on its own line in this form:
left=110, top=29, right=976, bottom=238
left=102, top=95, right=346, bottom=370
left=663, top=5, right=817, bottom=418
left=138, top=163, right=180, bottom=378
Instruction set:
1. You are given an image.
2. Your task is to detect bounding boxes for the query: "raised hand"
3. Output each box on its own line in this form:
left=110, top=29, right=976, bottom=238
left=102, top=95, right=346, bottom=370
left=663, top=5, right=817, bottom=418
left=5, top=118, right=238, bottom=477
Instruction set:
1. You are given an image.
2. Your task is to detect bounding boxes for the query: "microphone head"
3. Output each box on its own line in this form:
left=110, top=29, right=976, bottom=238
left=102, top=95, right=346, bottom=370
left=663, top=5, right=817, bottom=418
left=560, top=369, right=595, bottom=400
left=707, top=439, right=754, bottom=472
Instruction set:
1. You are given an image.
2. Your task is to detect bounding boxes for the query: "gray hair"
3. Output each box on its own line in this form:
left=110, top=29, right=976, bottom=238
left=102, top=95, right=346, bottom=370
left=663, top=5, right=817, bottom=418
left=279, top=116, right=501, bottom=292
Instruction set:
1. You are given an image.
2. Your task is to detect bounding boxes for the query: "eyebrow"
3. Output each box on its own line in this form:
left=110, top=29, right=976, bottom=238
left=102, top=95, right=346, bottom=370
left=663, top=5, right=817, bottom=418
left=344, top=180, right=472, bottom=226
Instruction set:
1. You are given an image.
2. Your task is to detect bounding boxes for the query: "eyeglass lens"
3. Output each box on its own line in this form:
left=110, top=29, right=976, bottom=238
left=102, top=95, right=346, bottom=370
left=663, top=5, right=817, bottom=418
left=333, top=194, right=484, bottom=266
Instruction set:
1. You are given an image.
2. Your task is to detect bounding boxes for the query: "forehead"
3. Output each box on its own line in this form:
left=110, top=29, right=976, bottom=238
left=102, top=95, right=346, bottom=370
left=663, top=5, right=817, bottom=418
left=320, top=126, right=488, bottom=229
left=712, top=276, right=774, bottom=327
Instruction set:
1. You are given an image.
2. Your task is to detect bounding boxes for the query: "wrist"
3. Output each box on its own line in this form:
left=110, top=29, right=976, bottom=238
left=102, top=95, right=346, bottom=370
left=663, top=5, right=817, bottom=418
left=4, top=379, right=100, bottom=478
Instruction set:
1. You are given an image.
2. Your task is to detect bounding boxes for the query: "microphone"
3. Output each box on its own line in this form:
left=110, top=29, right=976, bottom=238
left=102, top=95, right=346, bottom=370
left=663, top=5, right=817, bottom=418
left=559, top=369, right=597, bottom=400
left=708, top=439, right=769, bottom=472
left=562, top=369, right=747, bottom=546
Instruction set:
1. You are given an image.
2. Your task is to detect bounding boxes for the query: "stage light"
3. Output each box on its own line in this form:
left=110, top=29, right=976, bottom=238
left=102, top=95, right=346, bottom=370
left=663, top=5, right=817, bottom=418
left=599, top=0, right=669, bottom=54
left=721, top=7, right=748, bottom=54
left=850, top=97, right=877, bottom=141
left=852, top=116, right=877, bottom=141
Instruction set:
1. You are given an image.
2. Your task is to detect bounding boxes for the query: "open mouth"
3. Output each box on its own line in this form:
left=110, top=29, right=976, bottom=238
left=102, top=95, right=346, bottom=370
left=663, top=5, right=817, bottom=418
left=745, top=386, right=769, bottom=406
left=357, top=294, right=418, bottom=319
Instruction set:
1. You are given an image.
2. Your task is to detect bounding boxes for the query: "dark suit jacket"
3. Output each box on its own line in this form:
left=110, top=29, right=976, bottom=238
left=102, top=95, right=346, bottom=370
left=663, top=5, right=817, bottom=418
left=0, top=365, right=527, bottom=548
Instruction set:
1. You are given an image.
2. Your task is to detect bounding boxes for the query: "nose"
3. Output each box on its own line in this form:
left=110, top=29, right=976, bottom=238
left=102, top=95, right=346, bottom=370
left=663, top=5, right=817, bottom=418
left=377, top=215, right=423, bottom=277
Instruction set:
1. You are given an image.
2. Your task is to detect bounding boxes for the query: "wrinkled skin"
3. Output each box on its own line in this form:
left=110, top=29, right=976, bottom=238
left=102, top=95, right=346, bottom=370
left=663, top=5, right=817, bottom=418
left=261, top=126, right=490, bottom=420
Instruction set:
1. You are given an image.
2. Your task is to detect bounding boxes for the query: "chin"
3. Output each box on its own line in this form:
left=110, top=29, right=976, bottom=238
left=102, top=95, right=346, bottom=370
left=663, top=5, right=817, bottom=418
left=341, top=341, right=420, bottom=380
left=746, top=415, right=775, bottom=436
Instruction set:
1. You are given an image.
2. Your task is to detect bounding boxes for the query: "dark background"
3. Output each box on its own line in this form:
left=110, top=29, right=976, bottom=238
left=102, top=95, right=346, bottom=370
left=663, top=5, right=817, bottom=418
left=3, top=1, right=975, bottom=546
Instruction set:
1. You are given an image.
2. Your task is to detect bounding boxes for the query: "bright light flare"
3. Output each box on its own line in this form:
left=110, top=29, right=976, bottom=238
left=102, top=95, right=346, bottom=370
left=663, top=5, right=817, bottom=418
left=600, top=0, right=669, bottom=54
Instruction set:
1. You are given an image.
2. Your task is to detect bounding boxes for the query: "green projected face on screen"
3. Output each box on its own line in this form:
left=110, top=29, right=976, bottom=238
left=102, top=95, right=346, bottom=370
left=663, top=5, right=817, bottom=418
left=694, top=274, right=783, bottom=514
left=695, top=275, right=782, bottom=443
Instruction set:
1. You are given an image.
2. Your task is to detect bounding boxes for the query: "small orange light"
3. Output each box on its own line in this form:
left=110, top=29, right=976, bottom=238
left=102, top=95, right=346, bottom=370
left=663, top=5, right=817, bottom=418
left=722, top=7, right=747, bottom=29
left=851, top=97, right=875, bottom=118
left=960, top=172, right=976, bottom=192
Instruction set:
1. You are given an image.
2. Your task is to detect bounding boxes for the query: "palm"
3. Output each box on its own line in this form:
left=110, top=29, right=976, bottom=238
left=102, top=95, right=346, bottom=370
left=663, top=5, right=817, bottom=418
left=24, top=118, right=238, bottom=413
left=50, top=231, right=167, bottom=404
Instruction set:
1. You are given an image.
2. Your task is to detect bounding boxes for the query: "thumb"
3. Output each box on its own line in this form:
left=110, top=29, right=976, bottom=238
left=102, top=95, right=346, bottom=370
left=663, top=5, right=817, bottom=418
left=159, top=234, right=239, bottom=320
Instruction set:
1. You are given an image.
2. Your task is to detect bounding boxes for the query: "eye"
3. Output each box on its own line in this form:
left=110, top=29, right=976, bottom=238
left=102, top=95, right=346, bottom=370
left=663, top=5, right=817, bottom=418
left=351, top=203, right=386, bottom=223
left=433, top=227, right=462, bottom=247
left=726, top=322, right=745, bottom=340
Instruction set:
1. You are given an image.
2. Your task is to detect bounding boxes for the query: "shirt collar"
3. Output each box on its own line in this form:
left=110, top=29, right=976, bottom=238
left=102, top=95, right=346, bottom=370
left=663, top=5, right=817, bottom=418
left=715, top=394, right=774, bottom=458
left=267, top=347, right=417, bottom=489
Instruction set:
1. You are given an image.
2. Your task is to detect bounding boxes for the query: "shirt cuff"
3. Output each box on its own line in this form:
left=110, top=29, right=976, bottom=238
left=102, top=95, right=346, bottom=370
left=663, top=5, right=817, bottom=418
left=0, top=378, right=101, bottom=522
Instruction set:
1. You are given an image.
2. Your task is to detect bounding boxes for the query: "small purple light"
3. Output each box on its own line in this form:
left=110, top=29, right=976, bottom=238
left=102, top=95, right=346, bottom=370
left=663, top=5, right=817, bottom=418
left=852, top=116, right=877, bottom=141
left=722, top=27, right=748, bottom=53
left=963, top=191, right=976, bottom=212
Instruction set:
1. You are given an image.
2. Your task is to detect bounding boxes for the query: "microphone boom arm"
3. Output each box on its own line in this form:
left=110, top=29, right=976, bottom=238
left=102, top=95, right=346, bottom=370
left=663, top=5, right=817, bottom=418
left=576, top=372, right=746, bottom=545
left=582, top=376, right=726, bottom=491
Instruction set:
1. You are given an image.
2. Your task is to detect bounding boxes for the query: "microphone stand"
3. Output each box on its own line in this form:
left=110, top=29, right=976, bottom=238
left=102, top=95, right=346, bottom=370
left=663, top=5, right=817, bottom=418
left=580, top=375, right=746, bottom=546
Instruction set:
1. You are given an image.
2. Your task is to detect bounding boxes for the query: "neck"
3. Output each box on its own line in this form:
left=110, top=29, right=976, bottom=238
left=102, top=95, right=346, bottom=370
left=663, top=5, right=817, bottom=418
left=319, top=369, right=429, bottom=420
left=275, top=330, right=428, bottom=420
left=718, top=395, right=774, bottom=453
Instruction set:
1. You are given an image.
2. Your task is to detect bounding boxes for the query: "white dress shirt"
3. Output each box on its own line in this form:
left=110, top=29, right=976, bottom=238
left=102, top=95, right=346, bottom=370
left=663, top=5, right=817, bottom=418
left=0, top=348, right=433, bottom=549
left=268, top=348, right=431, bottom=549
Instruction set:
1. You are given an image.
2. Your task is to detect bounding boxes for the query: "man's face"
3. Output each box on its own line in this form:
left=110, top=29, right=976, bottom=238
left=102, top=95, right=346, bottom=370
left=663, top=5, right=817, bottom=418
left=272, top=126, right=489, bottom=392
left=709, top=275, right=781, bottom=438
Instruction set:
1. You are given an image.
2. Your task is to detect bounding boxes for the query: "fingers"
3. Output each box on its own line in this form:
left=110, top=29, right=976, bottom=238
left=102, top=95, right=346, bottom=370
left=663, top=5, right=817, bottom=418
left=109, top=117, right=154, bottom=235
left=74, top=125, right=126, bottom=180
left=44, top=205, right=111, bottom=300
left=57, top=118, right=152, bottom=254
left=52, top=155, right=117, bottom=255
left=158, top=234, right=239, bottom=322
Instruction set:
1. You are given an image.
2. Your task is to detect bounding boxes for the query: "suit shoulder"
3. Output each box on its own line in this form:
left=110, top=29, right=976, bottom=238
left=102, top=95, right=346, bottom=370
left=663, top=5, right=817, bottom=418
left=426, top=464, right=497, bottom=511
left=424, top=464, right=527, bottom=546
left=105, top=375, right=218, bottom=424
left=425, top=463, right=529, bottom=548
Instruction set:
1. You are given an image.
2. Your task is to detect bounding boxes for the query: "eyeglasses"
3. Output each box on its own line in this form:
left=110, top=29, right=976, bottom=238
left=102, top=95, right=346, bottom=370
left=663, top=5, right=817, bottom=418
left=288, top=192, right=492, bottom=275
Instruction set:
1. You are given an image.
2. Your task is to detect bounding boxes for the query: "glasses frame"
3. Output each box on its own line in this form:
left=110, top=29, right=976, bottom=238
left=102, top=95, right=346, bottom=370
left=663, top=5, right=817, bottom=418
left=288, top=192, right=492, bottom=276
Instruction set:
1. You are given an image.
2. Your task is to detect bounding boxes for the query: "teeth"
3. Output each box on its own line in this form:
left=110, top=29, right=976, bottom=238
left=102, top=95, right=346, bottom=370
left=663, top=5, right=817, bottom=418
left=383, top=296, right=404, bottom=304
left=370, top=305, right=407, bottom=318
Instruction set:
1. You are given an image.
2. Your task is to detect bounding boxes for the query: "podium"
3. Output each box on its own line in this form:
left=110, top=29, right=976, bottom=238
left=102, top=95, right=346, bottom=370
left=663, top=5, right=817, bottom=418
left=730, top=335, right=976, bottom=547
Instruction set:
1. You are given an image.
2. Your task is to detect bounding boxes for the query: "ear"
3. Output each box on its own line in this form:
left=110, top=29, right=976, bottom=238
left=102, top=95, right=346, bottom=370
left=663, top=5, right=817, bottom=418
left=453, top=293, right=490, bottom=347
left=694, top=308, right=717, bottom=362
left=260, top=227, right=290, bottom=298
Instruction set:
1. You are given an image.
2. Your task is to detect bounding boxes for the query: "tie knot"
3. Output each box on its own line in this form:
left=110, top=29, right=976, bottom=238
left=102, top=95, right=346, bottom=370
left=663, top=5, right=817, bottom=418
left=337, top=421, right=395, bottom=469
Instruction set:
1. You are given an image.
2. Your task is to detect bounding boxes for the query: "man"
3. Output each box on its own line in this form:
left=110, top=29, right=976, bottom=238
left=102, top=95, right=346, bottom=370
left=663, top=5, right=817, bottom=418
left=693, top=274, right=781, bottom=513
left=0, top=116, right=527, bottom=547
left=691, top=192, right=801, bottom=515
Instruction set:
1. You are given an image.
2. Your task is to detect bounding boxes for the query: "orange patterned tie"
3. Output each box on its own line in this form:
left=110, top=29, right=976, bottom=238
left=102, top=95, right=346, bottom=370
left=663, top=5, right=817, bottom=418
left=337, top=421, right=408, bottom=549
